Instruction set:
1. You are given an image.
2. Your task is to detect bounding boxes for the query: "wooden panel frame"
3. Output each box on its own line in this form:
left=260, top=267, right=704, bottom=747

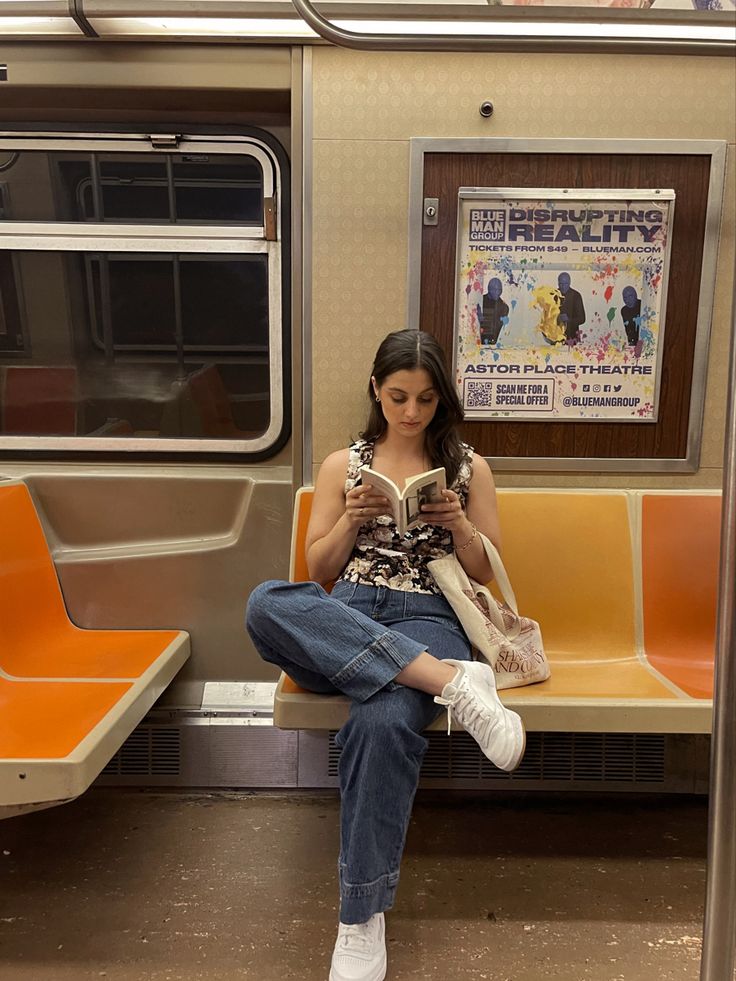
left=407, top=138, right=727, bottom=472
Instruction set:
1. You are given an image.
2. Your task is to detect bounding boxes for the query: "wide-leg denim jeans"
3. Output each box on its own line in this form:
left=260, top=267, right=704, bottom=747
left=245, top=578, right=472, bottom=924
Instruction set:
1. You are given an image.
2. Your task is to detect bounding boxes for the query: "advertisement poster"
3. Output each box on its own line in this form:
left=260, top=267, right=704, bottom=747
left=454, top=189, right=674, bottom=422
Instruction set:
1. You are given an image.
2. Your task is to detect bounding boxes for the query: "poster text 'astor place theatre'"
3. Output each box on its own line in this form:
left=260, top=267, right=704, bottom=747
left=454, top=189, right=675, bottom=422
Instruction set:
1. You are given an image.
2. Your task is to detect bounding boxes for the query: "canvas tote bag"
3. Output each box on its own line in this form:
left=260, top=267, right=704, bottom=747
left=428, top=532, right=550, bottom=690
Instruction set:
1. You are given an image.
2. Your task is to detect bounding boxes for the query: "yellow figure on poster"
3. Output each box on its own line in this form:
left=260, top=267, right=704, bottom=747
left=531, top=285, right=566, bottom=344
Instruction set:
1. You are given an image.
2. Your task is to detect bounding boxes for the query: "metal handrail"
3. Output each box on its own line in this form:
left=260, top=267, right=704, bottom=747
left=291, top=0, right=736, bottom=55
left=700, top=264, right=736, bottom=981
left=0, top=0, right=732, bottom=52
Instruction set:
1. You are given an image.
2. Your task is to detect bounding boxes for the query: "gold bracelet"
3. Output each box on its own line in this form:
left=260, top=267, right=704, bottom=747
left=456, top=523, right=477, bottom=552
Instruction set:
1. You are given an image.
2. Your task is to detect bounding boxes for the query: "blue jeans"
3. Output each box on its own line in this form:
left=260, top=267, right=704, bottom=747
left=245, top=579, right=472, bottom=924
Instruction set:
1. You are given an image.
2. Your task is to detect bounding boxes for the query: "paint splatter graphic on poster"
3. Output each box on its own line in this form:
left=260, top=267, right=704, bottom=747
left=453, top=190, right=674, bottom=422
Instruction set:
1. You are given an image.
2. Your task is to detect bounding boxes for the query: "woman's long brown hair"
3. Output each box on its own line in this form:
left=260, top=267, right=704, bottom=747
left=360, top=330, right=466, bottom=486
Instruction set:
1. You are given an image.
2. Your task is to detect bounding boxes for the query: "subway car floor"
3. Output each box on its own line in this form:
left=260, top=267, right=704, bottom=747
left=0, top=790, right=708, bottom=981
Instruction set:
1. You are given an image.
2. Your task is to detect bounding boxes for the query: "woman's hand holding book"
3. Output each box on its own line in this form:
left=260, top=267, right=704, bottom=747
left=345, top=483, right=391, bottom=527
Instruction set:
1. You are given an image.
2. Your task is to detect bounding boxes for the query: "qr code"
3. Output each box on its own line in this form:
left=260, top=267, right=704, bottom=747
left=465, top=380, right=494, bottom=408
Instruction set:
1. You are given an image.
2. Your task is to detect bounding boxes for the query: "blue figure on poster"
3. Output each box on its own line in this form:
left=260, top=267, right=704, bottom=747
left=620, top=286, right=642, bottom=347
left=557, top=272, right=586, bottom=345
left=476, top=278, right=509, bottom=346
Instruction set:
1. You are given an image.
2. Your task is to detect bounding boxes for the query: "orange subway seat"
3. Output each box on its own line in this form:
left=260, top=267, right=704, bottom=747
left=494, top=492, right=637, bottom=661
left=289, top=487, right=315, bottom=583
left=0, top=676, right=132, bottom=759
left=281, top=675, right=306, bottom=696
left=642, top=495, right=720, bottom=699
left=0, top=484, right=181, bottom=679
left=276, top=489, right=687, bottom=728
left=289, top=487, right=334, bottom=591
left=282, top=488, right=336, bottom=701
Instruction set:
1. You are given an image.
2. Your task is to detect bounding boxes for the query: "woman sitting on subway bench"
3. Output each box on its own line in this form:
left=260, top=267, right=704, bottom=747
left=246, top=329, right=525, bottom=981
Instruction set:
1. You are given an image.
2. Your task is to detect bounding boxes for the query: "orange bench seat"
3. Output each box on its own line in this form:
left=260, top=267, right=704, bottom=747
left=273, top=488, right=718, bottom=735
left=1, top=482, right=181, bottom=679
left=642, top=494, right=721, bottom=699
left=0, top=677, right=133, bottom=759
left=0, top=481, right=190, bottom=816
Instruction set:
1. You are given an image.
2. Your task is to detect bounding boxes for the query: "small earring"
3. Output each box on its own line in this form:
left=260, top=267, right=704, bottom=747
left=375, top=396, right=381, bottom=403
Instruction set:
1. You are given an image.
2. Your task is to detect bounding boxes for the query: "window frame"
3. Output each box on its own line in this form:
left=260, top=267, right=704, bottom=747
left=0, top=126, right=290, bottom=459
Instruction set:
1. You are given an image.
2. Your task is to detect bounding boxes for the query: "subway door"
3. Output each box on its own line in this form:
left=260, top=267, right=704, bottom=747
left=419, top=149, right=711, bottom=467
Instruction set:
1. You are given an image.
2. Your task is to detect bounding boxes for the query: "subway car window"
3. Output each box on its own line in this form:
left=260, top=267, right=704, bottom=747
left=0, top=249, right=271, bottom=440
left=0, top=151, right=264, bottom=224
left=0, top=136, right=286, bottom=454
left=86, top=254, right=269, bottom=351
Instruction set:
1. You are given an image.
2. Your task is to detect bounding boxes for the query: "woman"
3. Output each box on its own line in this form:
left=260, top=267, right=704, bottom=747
left=246, top=330, right=525, bottom=981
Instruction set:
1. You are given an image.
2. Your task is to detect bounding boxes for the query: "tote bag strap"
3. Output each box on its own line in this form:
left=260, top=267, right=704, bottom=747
left=478, top=531, right=519, bottom=616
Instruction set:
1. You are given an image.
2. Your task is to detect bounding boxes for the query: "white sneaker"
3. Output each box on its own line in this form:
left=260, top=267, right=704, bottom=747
left=329, top=912, right=387, bottom=981
left=434, top=659, right=526, bottom=772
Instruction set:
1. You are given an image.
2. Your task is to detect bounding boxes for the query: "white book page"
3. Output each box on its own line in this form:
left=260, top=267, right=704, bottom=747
left=360, top=465, right=446, bottom=535
left=401, top=468, right=446, bottom=532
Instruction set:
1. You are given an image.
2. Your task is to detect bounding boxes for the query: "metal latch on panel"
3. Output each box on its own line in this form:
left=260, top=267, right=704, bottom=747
left=424, top=198, right=439, bottom=226
left=264, top=195, right=277, bottom=241
left=149, top=134, right=181, bottom=149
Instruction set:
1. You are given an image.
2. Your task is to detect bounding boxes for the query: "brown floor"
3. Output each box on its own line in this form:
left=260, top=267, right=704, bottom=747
left=0, top=790, right=708, bottom=981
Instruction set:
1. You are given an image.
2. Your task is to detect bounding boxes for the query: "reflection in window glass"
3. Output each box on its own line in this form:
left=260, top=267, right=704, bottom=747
left=88, top=257, right=177, bottom=350
left=0, top=252, right=26, bottom=354
left=181, top=257, right=268, bottom=348
left=87, top=254, right=269, bottom=351
left=0, top=250, right=271, bottom=441
left=0, top=150, right=263, bottom=224
left=174, top=156, right=263, bottom=223
left=97, top=159, right=170, bottom=221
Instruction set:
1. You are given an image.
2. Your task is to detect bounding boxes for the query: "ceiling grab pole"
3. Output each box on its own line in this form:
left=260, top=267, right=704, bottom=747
left=700, top=266, right=736, bottom=981
left=290, top=0, right=733, bottom=55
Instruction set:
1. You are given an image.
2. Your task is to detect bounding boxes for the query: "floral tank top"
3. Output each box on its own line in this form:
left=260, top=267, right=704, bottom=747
left=339, top=438, right=474, bottom=595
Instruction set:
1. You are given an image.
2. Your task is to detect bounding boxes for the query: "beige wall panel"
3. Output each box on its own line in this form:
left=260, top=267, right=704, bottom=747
left=0, top=42, right=291, bottom=91
left=313, top=50, right=736, bottom=143
left=312, top=139, right=410, bottom=463
left=311, top=49, right=734, bottom=487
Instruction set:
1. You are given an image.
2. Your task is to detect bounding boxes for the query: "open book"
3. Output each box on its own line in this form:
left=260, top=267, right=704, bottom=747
left=360, top=465, right=447, bottom=537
